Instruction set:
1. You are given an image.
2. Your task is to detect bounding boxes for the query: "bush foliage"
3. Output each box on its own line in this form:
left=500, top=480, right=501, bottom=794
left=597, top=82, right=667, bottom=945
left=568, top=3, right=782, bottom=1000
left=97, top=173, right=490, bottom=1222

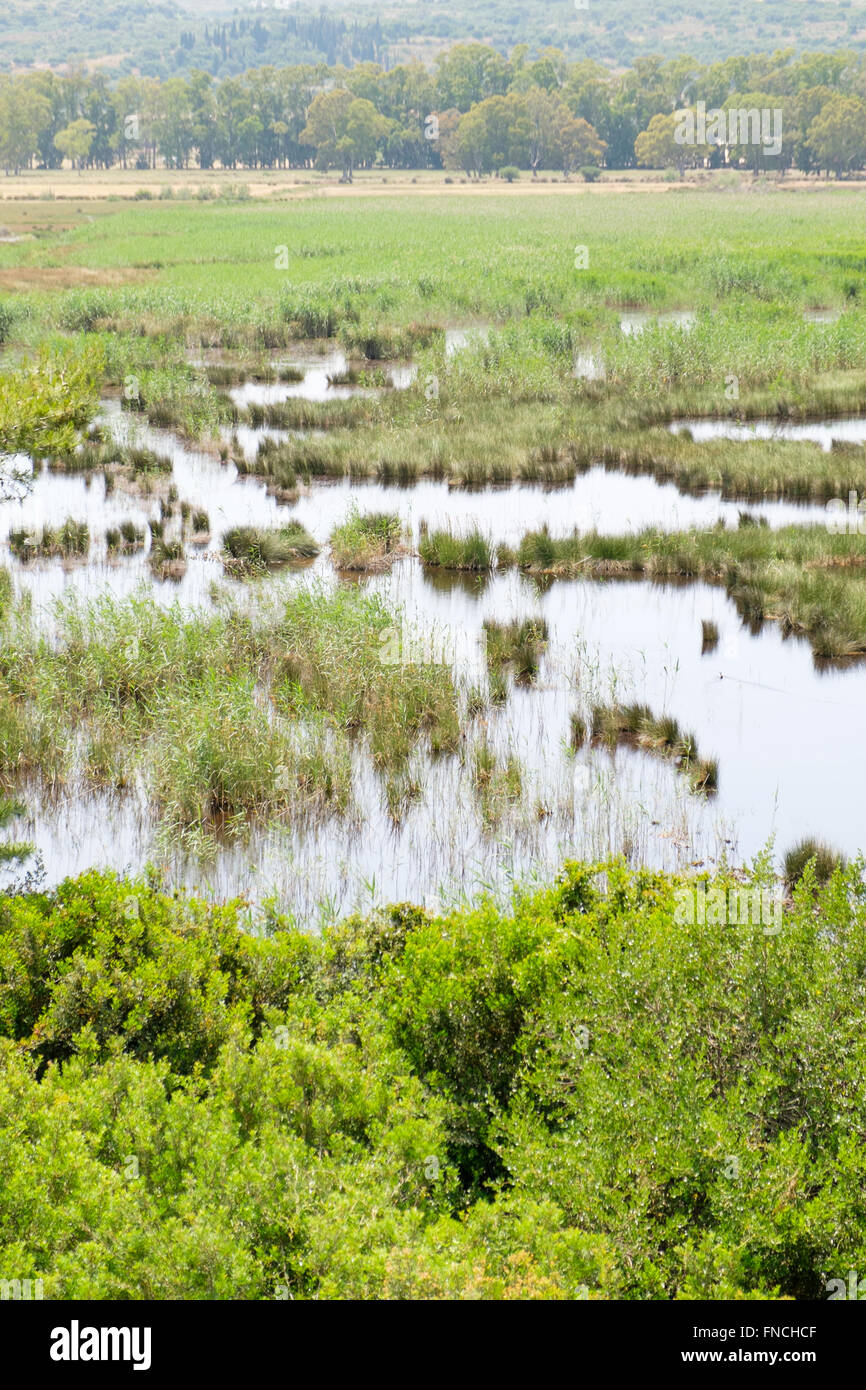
left=0, top=854, right=863, bottom=1299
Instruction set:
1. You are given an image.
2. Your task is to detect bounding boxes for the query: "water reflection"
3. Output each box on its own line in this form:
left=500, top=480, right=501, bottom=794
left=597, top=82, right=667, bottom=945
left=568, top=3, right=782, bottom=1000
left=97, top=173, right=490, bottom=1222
left=670, top=417, right=866, bottom=451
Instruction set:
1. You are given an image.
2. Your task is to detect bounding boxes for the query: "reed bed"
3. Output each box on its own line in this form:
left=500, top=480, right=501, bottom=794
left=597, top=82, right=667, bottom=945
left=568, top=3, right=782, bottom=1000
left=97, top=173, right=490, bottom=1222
left=148, top=535, right=186, bottom=580
left=244, top=398, right=368, bottom=431
left=483, top=618, right=549, bottom=700
left=329, top=509, right=405, bottom=571
left=106, top=521, right=146, bottom=554
left=222, top=523, right=320, bottom=574
left=9, top=519, right=89, bottom=561
left=418, top=528, right=495, bottom=571
left=591, top=701, right=718, bottom=794
left=469, top=739, right=523, bottom=826
left=0, top=586, right=463, bottom=843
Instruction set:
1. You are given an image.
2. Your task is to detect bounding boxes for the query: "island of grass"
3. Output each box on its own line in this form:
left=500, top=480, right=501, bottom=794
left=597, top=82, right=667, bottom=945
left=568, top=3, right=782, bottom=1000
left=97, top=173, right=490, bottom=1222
left=329, top=509, right=405, bottom=571
left=591, top=701, right=718, bottom=794
left=222, top=523, right=320, bottom=574
left=9, top=519, right=89, bottom=561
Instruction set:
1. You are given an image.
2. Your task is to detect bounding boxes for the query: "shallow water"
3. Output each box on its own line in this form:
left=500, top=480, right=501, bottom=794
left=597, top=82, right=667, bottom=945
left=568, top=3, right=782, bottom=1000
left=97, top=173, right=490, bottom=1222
left=445, top=324, right=491, bottom=356
left=12, top=560, right=866, bottom=915
left=2, top=406, right=862, bottom=913
left=228, top=348, right=392, bottom=404
left=2, top=403, right=830, bottom=602
left=620, top=310, right=696, bottom=336
left=573, top=351, right=605, bottom=381
left=670, top=417, right=866, bottom=451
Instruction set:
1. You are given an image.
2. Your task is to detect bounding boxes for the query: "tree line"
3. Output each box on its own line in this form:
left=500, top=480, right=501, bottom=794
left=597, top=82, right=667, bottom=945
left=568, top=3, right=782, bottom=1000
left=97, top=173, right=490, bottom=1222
left=2, top=44, right=866, bottom=178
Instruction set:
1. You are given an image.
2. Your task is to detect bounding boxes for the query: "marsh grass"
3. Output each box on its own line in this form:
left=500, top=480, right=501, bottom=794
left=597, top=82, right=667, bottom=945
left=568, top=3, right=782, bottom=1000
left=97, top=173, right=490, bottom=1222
left=591, top=702, right=718, bottom=794
left=222, top=523, right=320, bottom=574
left=235, top=435, right=305, bottom=500
left=205, top=363, right=304, bottom=387
left=51, top=437, right=173, bottom=477
left=124, top=367, right=233, bottom=441
left=569, top=713, right=588, bottom=749
left=418, top=528, right=495, bottom=571
left=148, top=536, right=186, bottom=580
left=271, top=587, right=460, bottom=769
left=185, top=508, right=211, bottom=544
left=382, top=768, right=423, bottom=824
left=0, top=585, right=463, bottom=841
left=483, top=618, right=549, bottom=688
left=329, top=508, right=404, bottom=571
left=9, top=519, right=89, bottom=561
left=470, top=739, right=523, bottom=825
left=245, top=398, right=366, bottom=431
left=326, top=366, right=361, bottom=386
left=151, top=674, right=351, bottom=833
left=579, top=417, right=866, bottom=503
left=106, top=521, right=145, bottom=554
left=123, top=445, right=173, bottom=474
left=784, top=837, right=847, bottom=890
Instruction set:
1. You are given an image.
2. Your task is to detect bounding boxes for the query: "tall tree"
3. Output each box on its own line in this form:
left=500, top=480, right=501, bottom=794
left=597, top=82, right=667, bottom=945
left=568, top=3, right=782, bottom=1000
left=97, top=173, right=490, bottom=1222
left=807, top=93, right=866, bottom=176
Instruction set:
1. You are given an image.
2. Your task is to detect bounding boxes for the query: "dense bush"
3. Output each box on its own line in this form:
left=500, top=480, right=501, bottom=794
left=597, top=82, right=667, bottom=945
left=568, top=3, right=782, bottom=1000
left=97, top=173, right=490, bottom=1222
left=0, top=854, right=864, bottom=1299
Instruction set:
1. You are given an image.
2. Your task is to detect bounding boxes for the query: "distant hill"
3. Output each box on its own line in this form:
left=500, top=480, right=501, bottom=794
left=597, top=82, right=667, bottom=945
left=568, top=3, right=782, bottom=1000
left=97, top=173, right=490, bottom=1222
left=3, top=0, right=866, bottom=77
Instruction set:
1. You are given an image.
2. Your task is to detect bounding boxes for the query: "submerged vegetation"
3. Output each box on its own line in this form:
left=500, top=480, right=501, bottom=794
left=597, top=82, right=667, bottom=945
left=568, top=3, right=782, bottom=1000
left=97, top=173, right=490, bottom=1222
left=0, top=585, right=461, bottom=844
left=591, top=702, right=718, bottom=794
left=9, top=519, right=89, bottom=560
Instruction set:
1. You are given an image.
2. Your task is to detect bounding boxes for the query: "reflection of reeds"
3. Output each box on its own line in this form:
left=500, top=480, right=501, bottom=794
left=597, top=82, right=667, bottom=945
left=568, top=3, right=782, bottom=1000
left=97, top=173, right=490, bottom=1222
left=496, top=524, right=866, bottom=662
left=701, top=619, right=719, bottom=654
left=591, top=701, right=718, bottom=795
